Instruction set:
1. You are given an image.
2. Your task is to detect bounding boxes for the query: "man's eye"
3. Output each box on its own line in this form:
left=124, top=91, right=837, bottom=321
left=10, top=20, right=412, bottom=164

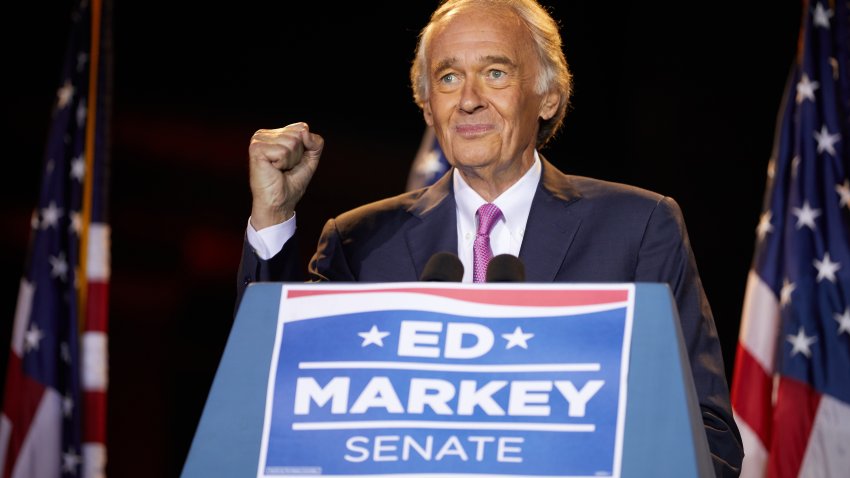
left=488, top=69, right=506, bottom=79
left=440, top=73, right=458, bottom=84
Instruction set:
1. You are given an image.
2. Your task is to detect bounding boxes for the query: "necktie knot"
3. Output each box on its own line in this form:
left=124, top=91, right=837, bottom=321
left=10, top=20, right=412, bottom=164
left=476, top=203, right=502, bottom=237
left=472, top=203, right=503, bottom=283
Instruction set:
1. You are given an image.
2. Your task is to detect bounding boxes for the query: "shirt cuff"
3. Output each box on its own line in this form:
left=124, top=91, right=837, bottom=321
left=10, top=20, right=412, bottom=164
left=246, top=214, right=296, bottom=260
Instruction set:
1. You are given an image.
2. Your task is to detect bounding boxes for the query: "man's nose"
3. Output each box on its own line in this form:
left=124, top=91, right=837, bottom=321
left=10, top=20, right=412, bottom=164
left=458, top=78, right=485, bottom=113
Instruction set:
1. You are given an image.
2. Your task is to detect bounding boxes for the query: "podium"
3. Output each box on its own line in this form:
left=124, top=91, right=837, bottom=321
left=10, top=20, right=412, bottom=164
left=182, top=283, right=713, bottom=477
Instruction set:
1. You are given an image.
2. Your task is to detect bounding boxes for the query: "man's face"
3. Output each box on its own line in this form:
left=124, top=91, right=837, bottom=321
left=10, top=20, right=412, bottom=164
left=423, top=9, right=558, bottom=186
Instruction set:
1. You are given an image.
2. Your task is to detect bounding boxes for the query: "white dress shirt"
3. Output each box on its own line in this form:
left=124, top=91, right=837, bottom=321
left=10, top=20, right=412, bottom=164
left=246, top=152, right=542, bottom=282
left=452, top=154, right=540, bottom=281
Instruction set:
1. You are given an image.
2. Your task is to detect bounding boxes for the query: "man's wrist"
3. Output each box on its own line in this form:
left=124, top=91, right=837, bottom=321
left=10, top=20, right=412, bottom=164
left=250, top=206, right=294, bottom=230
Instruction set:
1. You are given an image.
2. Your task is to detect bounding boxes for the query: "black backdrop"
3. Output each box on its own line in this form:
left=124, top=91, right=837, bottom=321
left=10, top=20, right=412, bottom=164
left=2, top=1, right=801, bottom=476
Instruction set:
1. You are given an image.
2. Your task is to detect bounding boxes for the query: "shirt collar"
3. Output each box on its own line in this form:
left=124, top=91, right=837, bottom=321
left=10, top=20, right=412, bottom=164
left=453, top=151, right=541, bottom=234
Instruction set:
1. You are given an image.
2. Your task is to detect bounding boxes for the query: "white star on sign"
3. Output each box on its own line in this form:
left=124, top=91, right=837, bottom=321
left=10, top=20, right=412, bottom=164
left=813, top=2, right=834, bottom=29
left=780, top=279, right=796, bottom=308
left=57, top=80, right=74, bottom=109
left=358, top=325, right=390, bottom=347
left=814, top=125, right=840, bottom=156
left=502, top=326, right=534, bottom=350
left=24, top=323, right=44, bottom=353
left=756, top=210, right=774, bottom=241
left=792, top=201, right=822, bottom=230
left=836, top=179, right=850, bottom=209
left=813, top=252, right=840, bottom=283
left=787, top=326, right=817, bottom=358
left=40, top=201, right=63, bottom=229
left=796, top=73, right=819, bottom=103
left=835, top=308, right=850, bottom=336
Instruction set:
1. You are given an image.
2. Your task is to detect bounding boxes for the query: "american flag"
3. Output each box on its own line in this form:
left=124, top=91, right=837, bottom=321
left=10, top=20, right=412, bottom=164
left=731, top=1, right=850, bottom=477
left=406, top=125, right=451, bottom=191
left=0, top=0, right=111, bottom=476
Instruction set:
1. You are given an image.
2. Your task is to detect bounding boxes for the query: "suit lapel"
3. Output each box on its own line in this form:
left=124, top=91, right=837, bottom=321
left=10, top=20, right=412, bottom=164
left=519, top=158, right=583, bottom=282
left=405, top=171, right=458, bottom=280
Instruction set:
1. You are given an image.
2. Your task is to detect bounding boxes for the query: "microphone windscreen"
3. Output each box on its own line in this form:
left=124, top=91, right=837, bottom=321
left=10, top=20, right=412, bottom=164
left=420, top=252, right=464, bottom=282
left=486, top=254, right=526, bottom=282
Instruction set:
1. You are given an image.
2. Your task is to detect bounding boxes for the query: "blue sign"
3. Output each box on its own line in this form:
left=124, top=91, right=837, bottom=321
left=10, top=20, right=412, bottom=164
left=258, top=284, right=634, bottom=477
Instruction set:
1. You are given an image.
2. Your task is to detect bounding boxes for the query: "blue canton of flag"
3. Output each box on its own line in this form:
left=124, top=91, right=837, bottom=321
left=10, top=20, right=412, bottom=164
left=732, top=1, right=850, bottom=477
left=406, top=126, right=451, bottom=191
left=1, top=0, right=111, bottom=477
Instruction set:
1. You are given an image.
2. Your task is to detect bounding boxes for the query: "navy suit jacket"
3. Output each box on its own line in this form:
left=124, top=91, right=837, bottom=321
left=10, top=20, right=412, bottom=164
left=237, top=158, right=744, bottom=476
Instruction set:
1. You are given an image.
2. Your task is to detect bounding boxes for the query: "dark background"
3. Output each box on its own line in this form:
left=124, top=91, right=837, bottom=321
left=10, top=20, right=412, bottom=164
left=2, top=1, right=801, bottom=476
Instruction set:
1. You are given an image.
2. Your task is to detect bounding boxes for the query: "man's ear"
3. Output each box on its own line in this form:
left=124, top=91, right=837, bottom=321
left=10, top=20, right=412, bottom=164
left=423, top=102, right=434, bottom=126
left=539, top=91, right=560, bottom=120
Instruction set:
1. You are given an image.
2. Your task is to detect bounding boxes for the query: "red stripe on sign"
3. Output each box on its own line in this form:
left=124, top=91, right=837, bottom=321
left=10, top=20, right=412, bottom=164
left=1, top=353, right=47, bottom=478
left=730, top=343, right=773, bottom=445
left=767, top=376, right=821, bottom=478
left=286, top=288, right=629, bottom=307
left=83, top=390, right=107, bottom=443
left=85, top=282, right=109, bottom=332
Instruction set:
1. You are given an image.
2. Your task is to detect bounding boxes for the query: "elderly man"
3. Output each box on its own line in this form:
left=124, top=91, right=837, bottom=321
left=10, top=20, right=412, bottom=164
left=238, top=0, right=743, bottom=475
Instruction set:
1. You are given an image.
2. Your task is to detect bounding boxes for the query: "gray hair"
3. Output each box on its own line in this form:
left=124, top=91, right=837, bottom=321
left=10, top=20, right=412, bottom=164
left=410, top=0, right=572, bottom=147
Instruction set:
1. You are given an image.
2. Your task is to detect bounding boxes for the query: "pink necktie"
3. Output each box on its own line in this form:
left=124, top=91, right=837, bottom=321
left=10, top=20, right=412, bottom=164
left=473, top=203, right=503, bottom=283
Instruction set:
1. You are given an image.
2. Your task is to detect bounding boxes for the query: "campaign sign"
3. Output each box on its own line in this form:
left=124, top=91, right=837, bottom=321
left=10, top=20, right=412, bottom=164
left=258, top=283, right=634, bottom=477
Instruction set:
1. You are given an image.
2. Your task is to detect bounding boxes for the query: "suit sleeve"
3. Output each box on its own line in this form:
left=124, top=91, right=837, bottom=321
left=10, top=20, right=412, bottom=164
left=635, top=197, right=744, bottom=477
left=235, top=232, right=303, bottom=310
left=307, top=218, right=357, bottom=281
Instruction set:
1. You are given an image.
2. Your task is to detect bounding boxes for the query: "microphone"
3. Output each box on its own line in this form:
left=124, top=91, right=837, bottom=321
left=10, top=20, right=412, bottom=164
left=486, top=254, right=526, bottom=282
left=420, top=252, right=464, bottom=282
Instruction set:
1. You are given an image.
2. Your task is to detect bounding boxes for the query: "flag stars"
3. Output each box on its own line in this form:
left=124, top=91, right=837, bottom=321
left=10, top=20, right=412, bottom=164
left=358, top=325, right=390, bottom=347
left=813, top=252, right=840, bottom=282
left=502, top=326, right=534, bottom=350
left=813, top=2, right=834, bottom=29
left=76, top=101, right=87, bottom=127
left=415, top=150, right=447, bottom=177
left=56, top=80, right=74, bottom=109
left=780, top=279, right=796, bottom=307
left=787, top=326, right=817, bottom=358
left=792, top=201, right=822, bottom=230
left=76, top=52, right=88, bottom=72
left=40, top=201, right=63, bottom=229
left=24, top=323, right=44, bottom=353
left=62, top=393, right=74, bottom=417
left=796, top=73, right=819, bottom=103
left=49, top=252, right=69, bottom=281
left=70, top=211, right=82, bottom=236
left=756, top=211, right=774, bottom=241
left=70, top=155, right=85, bottom=182
left=835, top=308, right=850, bottom=336
left=62, top=448, right=82, bottom=474
left=836, top=179, right=850, bottom=209
left=814, top=125, right=840, bottom=156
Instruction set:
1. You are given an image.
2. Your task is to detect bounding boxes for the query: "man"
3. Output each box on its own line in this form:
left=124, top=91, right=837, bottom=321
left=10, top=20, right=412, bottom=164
left=238, top=0, right=744, bottom=475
